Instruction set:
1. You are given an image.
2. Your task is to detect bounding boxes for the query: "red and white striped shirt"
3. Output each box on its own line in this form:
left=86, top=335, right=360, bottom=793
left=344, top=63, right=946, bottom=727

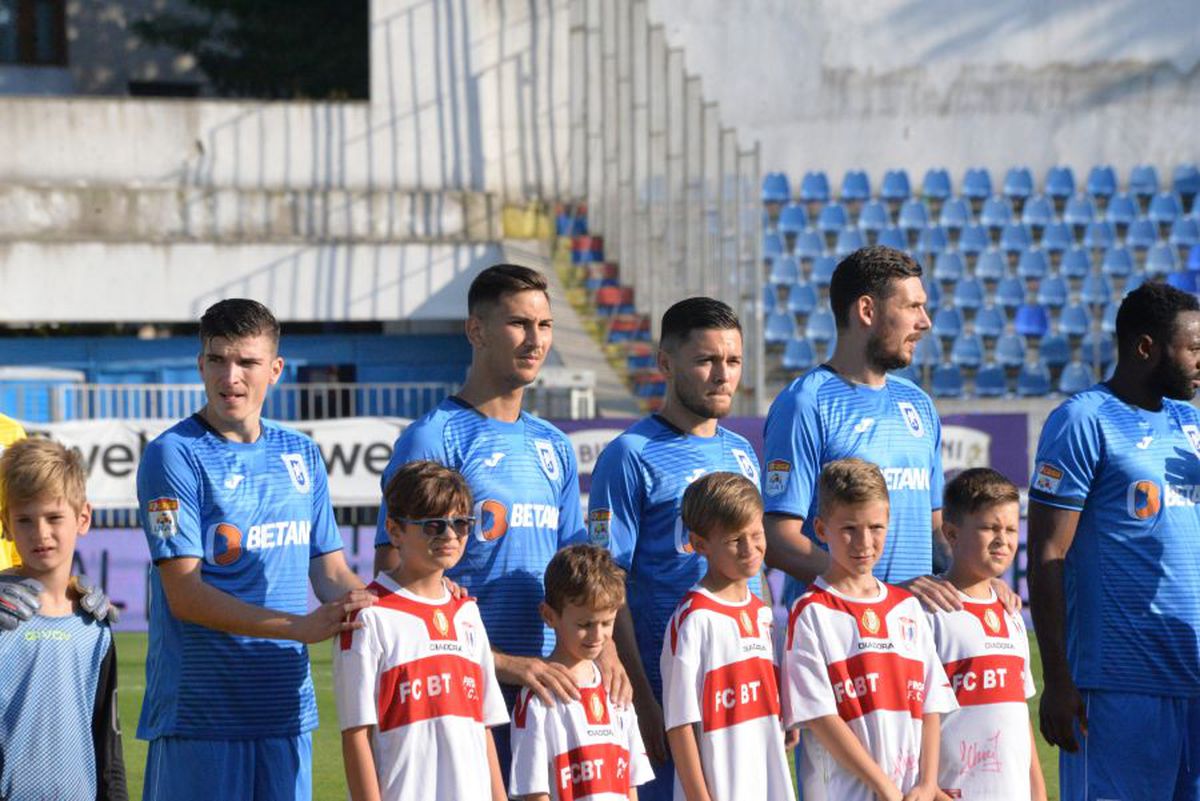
left=783, top=577, right=957, bottom=801
left=333, top=574, right=508, bottom=801
left=927, top=589, right=1035, bottom=800
left=509, top=662, right=654, bottom=800
left=660, top=586, right=793, bottom=801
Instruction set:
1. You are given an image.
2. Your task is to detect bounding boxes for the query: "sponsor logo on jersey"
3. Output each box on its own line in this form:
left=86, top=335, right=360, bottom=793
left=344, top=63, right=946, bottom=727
left=476, top=499, right=509, bottom=541
left=1127, top=480, right=1161, bottom=520
left=1183, top=424, right=1200, bottom=456
left=210, top=522, right=243, bottom=565
left=673, top=517, right=696, bottom=555
left=731, top=448, right=760, bottom=482
left=1165, top=483, right=1200, bottom=507
left=432, top=608, right=450, bottom=637
left=224, top=474, right=245, bottom=490
left=1136, top=435, right=1154, bottom=450
left=280, top=453, right=311, bottom=494
left=881, top=467, right=931, bottom=492
left=474, top=499, right=560, bottom=541
left=853, top=417, right=875, bottom=434
left=765, top=459, right=791, bottom=497
left=482, top=451, right=505, bottom=468
left=147, top=497, right=180, bottom=539
left=861, top=607, right=881, bottom=635
left=983, top=608, right=1001, bottom=634
left=204, top=519, right=313, bottom=565
left=1033, top=462, right=1063, bottom=494
left=701, top=656, right=781, bottom=731
left=588, top=509, right=611, bottom=546
left=534, top=439, right=561, bottom=480
left=897, top=402, right=925, bottom=437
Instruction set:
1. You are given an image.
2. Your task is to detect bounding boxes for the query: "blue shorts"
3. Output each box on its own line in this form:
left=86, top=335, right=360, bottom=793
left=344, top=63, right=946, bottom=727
left=1060, top=690, right=1200, bottom=801
left=143, top=734, right=312, bottom=801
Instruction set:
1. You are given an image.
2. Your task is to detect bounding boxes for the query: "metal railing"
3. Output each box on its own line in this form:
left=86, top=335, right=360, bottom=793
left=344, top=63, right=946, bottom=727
left=569, top=0, right=764, bottom=413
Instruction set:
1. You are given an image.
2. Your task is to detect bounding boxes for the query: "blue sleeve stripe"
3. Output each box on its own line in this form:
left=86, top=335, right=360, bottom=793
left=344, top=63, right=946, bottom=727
left=309, top=546, right=344, bottom=560
left=1027, top=489, right=1086, bottom=511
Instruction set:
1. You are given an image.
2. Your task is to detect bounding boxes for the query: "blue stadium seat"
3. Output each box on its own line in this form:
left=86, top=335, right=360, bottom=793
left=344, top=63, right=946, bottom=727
left=890, top=365, right=921, bottom=385
left=1042, top=222, right=1072, bottom=254
left=1129, top=164, right=1159, bottom=200
left=1167, top=270, right=1199, bottom=293
left=953, top=277, right=985, bottom=312
left=769, top=256, right=800, bottom=286
left=934, top=252, right=965, bottom=285
left=950, top=333, right=984, bottom=370
left=1003, top=167, right=1034, bottom=202
left=1191, top=245, right=1200, bottom=272
left=974, top=305, right=1005, bottom=339
left=1149, top=192, right=1184, bottom=227
left=1000, top=223, right=1032, bottom=255
left=877, top=226, right=906, bottom=250
left=1017, top=361, right=1052, bottom=397
left=1174, top=164, right=1200, bottom=211
left=763, top=232, right=784, bottom=260
left=980, top=197, right=1012, bottom=230
left=975, top=249, right=1008, bottom=284
left=1017, top=249, right=1049, bottom=281
left=765, top=310, right=795, bottom=345
left=1084, top=221, right=1117, bottom=251
left=1146, top=242, right=1178, bottom=277
left=1059, top=361, right=1093, bottom=395
left=898, top=199, right=930, bottom=231
left=762, top=285, right=777, bottom=314
left=1126, top=219, right=1158, bottom=252
left=1101, top=246, right=1134, bottom=278
left=995, top=334, right=1027, bottom=369
left=1022, top=195, right=1054, bottom=230
left=1080, top=332, right=1116, bottom=370
left=762, top=172, right=791, bottom=204
left=1037, top=275, right=1069, bottom=308
left=975, top=364, right=1008, bottom=397
left=939, top=198, right=971, bottom=231
left=835, top=228, right=866, bottom=258
left=914, top=335, right=943, bottom=367
left=1170, top=217, right=1200, bottom=249
left=962, top=168, right=993, bottom=201
left=1105, top=193, right=1138, bottom=228
left=805, top=308, right=837, bottom=344
left=1060, top=247, right=1093, bottom=280
left=932, top=364, right=965, bottom=398
left=922, top=168, right=952, bottom=201
left=1081, top=274, right=1113, bottom=306
left=1124, top=272, right=1146, bottom=295
left=1058, top=304, right=1090, bottom=338
left=795, top=229, right=825, bottom=261
left=1063, top=195, right=1097, bottom=230
left=840, top=170, right=871, bottom=203
left=811, top=255, right=838, bottom=287
left=777, top=203, right=808, bottom=235
left=782, top=339, right=816, bottom=372
left=858, top=201, right=889, bottom=235
left=787, top=283, right=818, bottom=316
left=925, top=279, right=943, bottom=309
left=996, top=277, right=1026, bottom=310
left=1014, top=303, right=1050, bottom=338
left=1086, top=165, right=1118, bottom=200
left=1100, top=302, right=1118, bottom=334
left=1039, top=334, right=1071, bottom=369
left=917, top=226, right=948, bottom=257
left=934, top=307, right=964, bottom=342
left=881, top=170, right=912, bottom=203
left=818, top=203, right=849, bottom=235
left=959, top=224, right=990, bottom=257
left=1045, top=166, right=1076, bottom=201
left=800, top=171, right=831, bottom=204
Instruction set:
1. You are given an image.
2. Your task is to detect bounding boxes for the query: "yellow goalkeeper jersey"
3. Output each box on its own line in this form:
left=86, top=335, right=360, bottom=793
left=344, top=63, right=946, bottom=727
left=0, top=415, right=27, bottom=569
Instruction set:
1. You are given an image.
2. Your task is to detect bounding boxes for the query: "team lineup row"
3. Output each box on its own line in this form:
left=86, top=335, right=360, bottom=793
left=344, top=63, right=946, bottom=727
left=2, top=246, right=1199, bottom=801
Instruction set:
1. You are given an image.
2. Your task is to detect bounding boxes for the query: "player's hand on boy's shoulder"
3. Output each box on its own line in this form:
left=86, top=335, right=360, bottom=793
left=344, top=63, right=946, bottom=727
left=70, top=576, right=120, bottom=625
left=596, top=645, right=632, bottom=706
left=495, top=652, right=580, bottom=706
left=900, top=574, right=963, bottom=612
left=445, top=577, right=468, bottom=600
left=0, top=573, right=41, bottom=631
left=991, top=577, right=1022, bottom=613
left=296, top=589, right=376, bottom=644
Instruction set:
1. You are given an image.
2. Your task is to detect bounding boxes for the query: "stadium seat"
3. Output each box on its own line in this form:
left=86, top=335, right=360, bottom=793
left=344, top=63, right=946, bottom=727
left=881, top=170, right=912, bottom=203
left=795, top=229, right=825, bottom=261
left=950, top=333, right=984, bottom=370
left=939, top=198, right=971, bottom=232
left=934, top=252, right=965, bottom=285
left=1042, top=222, right=1072, bottom=255
left=762, top=172, right=791, bottom=205
left=787, top=283, right=818, bottom=316
left=1146, top=242, right=1178, bottom=276
left=1105, top=193, right=1138, bottom=228
left=1017, top=361, right=1052, bottom=397
left=925, top=279, right=943, bottom=309
left=1060, top=247, right=1093, bottom=280
left=1086, top=165, right=1118, bottom=201
left=953, top=277, right=985, bottom=312
left=765, top=310, right=795, bottom=345
left=1129, top=164, right=1159, bottom=200
left=917, top=225, right=948, bottom=257
left=898, top=199, right=930, bottom=231
left=1003, top=167, right=1034, bottom=203
left=974, top=305, right=1005, bottom=340
left=877, top=226, right=906, bottom=250
left=980, top=197, right=1012, bottom=230
left=1080, top=332, right=1116, bottom=370
left=799, top=171, right=831, bottom=204
left=1149, top=192, right=1184, bottom=227
left=1083, top=221, right=1117, bottom=251
left=777, top=203, right=808, bottom=235
left=1045, top=165, right=1076, bottom=202
left=1037, top=275, right=1069, bottom=308
left=958, top=224, right=991, bottom=257
left=890, top=365, right=921, bottom=385
left=1059, top=361, right=1093, bottom=395
left=782, top=339, right=816, bottom=372
left=1017, top=249, right=1049, bottom=281
left=996, top=277, right=1026, bottom=311
left=1014, top=303, right=1050, bottom=338
left=840, top=170, right=871, bottom=203
left=914, top=335, right=943, bottom=367
left=1063, top=195, right=1097, bottom=231
left=1039, top=334, right=1071, bottom=369
left=835, top=228, right=866, bottom=258
left=931, top=364, right=965, bottom=398
left=1124, top=272, right=1146, bottom=295
left=858, top=201, right=889, bottom=236
left=975, top=363, right=1008, bottom=397
left=1169, top=217, right=1200, bottom=249
left=595, top=286, right=635, bottom=316
left=1081, top=274, right=1113, bottom=306
left=962, top=168, right=993, bottom=202
left=1100, top=302, right=1118, bottom=335
left=1126, top=219, right=1158, bottom=252
left=1101, top=246, right=1134, bottom=278
left=1191, top=245, right=1200, bottom=272
left=975, top=249, right=1008, bottom=284
left=1022, top=195, right=1054, bottom=231
left=805, top=308, right=837, bottom=344
left=1058, top=304, right=1090, bottom=339
left=922, top=168, right=952, bottom=202
left=1173, top=164, right=1200, bottom=213
left=1167, top=270, right=1199, bottom=293
left=934, top=307, right=963, bottom=342
left=769, top=256, right=800, bottom=286
left=762, top=285, right=777, bottom=314
left=1000, top=222, right=1032, bottom=255
left=995, top=334, right=1027, bottom=369
left=811, top=255, right=837, bottom=287
left=763, top=232, right=785, bottom=260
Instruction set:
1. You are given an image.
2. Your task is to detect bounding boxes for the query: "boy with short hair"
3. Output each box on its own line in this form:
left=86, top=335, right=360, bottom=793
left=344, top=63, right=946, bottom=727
left=0, top=437, right=128, bottom=800
left=660, top=472, right=793, bottom=801
left=509, top=544, right=654, bottom=800
left=928, top=468, right=1046, bottom=801
left=334, top=460, right=508, bottom=801
left=783, top=457, right=956, bottom=801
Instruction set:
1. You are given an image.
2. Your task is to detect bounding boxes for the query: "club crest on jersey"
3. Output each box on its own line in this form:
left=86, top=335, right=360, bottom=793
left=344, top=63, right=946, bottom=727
left=280, top=453, right=311, bottom=494
left=898, top=616, right=917, bottom=649
left=588, top=692, right=606, bottom=724
left=432, top=608, right=450, bottom=637
left=1183, top=424, right=1200, bottom=456
left=147, top=497, right=180, bottom=539
left=983, top=608, right=1001, bottom=634
left=534, top=439, right=560, bottom=480
left=765, top=459, right=791, bottom=497
left=738, top=610, right=755, bottom=637
left=1033, top=462, right=1063, bottom=495
left=861, top=607, right=881, bottom=635
left=897, top=402, right=924, bottom=437
left=731, top=448, right=760, bottom=482
left=588, top=509, right=611, bottom=547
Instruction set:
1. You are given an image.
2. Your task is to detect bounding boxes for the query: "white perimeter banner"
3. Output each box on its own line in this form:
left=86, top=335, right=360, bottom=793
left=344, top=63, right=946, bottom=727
left=19, top=417, right=411, bottom=508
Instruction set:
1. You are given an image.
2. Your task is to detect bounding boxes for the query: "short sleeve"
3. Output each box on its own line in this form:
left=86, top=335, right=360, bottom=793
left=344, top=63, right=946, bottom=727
left=137, top=436, right=204, bottom=561
left=781, top=605, right=838, bottom=726
left=622, top=706, right=656, bottom=787
left=918, top=614, right=958, bottom=716
left=332, top=612, right=381, bottom=730
left=374, top=419, right=448, bottom=547
left=507, top=690, right=550, bottom=797
left=1011, top=613, right=1037, bottom=700
left=307, top=440, right=344, bottom=558
left=586, top=436, right=646, bottom=569
left=475, top=618, right=510, bottom=728
left=555, top=438, right=587, bottom=547
left=1028, top=400, right=1101, bottom=511
left=762, top=385, right=823, bottom=518
left=929, top=412, right=945, bottom=511
left=660, top=613, right=704, bottom=730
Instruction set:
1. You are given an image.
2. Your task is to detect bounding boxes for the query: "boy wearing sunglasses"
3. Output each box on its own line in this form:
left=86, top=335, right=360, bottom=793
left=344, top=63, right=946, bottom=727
left=334, top=460, right=509, bottom=801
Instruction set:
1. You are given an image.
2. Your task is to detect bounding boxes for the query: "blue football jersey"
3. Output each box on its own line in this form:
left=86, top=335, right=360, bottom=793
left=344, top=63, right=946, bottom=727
left=374, top=397, right=586, bottom=658
left=1029, top=383, right=1200, bottom=696
left=136, top=414, right=343, bottom=740
left=762, top=366, right=943, bottom=606
left=586, top=415, right=764, bottom=701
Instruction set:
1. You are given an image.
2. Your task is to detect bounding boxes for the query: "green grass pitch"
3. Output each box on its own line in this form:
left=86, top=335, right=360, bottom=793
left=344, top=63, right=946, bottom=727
left=115, top=632, right=1061, bottom=800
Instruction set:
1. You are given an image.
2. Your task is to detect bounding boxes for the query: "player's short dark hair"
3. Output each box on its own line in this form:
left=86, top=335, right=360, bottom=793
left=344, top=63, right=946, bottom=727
left=199, top=299, right=280, bottom=349
left=817, top=457, right=889, bottom=518
left=543, top=544, right=626, bottom=612
left=384, top=460, right=473, bottom=522
left=829, top=246, right=923, bottom=330
left=942, top=467, right=1019, bottom=525
left=659, top=297, right=742, bottom=352
left=680, top=471, right=762, bottom=539
left=467, top=264, right=550, bottom=316
left=1114, top=280, right=1200, bottom=354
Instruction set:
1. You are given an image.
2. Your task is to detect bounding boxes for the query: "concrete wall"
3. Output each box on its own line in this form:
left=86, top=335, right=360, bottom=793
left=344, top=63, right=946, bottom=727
left=649, top=0, right=1200, bottom=181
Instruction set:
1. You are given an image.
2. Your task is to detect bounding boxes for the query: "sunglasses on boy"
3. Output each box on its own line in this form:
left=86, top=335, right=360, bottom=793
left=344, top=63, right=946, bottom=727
left=392, top=516, right=476, bottom=539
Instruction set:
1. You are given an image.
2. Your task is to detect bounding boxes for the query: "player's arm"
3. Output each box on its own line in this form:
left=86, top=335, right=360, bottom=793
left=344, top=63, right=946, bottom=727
left=805, top=715, right=902, bottom=801
left=492, top=646, right=580, bottom=705
left=665, top=723, right=713, bottom=801
left=93, top=635, right=129, bottom=801
left=156, top=557, right=371, bottom=643
left=1029, top=718, right=1048, bottom=801
left=763, top=513, right=828, bottom=586
left=903, top=712, right=941, bottom=801
left=341, top=726, right=381, bottom=801
left=1027, top=500, right=1087, bottom=751
left=308, top=549, right=368, bottom=602
left=612, top=604, right=667, bottom=762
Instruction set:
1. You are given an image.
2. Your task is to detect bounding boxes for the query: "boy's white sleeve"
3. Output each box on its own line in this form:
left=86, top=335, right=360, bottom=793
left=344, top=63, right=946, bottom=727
left=622, top=705, right=656, bottom=787
left=660, top=612, right=704, bottom=730
left=508, top=690, right=550, bottom=798
left=782, top=604, right=837, bottom=727
left=475, top=610, right=510, bottom=728
left=333, top=612, right=381, bottom=730
left=1012, top=612, right=1037, bottom=699
left=918, top=613, right=959, bottom=716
